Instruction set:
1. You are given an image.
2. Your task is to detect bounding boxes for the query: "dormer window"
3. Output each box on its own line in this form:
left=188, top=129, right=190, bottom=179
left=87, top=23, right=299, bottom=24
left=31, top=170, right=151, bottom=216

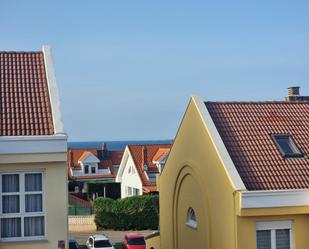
left=91, top=167, right=96, bottom=174
left=272, top=134, right=302, bottom=158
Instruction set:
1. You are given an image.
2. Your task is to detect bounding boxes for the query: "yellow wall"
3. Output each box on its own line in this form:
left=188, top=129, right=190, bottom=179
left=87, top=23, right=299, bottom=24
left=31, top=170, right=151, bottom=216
left=159, top=98, right=238, bottom=249
left=146, top=234, right=161, bottom=249
left=238, top=214, right=309, bottom=249
left=0, top=154, right=68, bottom=249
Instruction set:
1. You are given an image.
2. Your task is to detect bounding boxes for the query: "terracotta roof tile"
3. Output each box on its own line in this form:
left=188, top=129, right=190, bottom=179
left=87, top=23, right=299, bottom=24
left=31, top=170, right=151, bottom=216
left=68, top=146, right=124, bottom=179
left=152, top=148, right=170, bottom=162
left=128, top=144, right=172, bottom=191
left=0, top=51, right=54, bottom=136
left=205, top=101, right=309, bottom=190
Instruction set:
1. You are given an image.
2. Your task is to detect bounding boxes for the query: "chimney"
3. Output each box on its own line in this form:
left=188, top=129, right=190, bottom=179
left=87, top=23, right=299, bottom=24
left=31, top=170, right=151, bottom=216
left=143, top=146, right=148, bottom=171
left=288, top=86, right=300, bottom=96
left=285, top=86, right=309, bottom=101
left=102, top=143, right=107, bottom=151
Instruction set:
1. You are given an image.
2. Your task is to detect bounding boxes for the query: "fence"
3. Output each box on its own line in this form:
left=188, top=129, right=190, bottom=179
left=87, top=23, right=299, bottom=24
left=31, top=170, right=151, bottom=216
left=68, top=194, right=94, bottom=215
left=68, top=206, right=94, bottom=215
left=68, top=215, right=96, bottom=233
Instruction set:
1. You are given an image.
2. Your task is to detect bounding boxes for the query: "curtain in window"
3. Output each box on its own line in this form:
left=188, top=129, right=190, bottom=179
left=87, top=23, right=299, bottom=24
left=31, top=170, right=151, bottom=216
left=0, top=218, right=21, bottom=238
left=25, top=194, right=42, bottom=212
left=2, top=195, right=20, bottom=213
left=2, top=174, right=19, bottom=192
left=276, top=229, right=290, bottom=249
left=257, top=230, right=271, bottom=249
left=24, top=216, right=44, bottom=236
left=25, top=173, right=42, bottom=191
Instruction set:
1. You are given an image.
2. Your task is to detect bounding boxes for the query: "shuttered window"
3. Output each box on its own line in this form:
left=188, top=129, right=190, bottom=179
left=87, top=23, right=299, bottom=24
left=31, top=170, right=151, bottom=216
left=256, top=221, right=292, bottom=249
left=257, top=230, right=271, bottom=249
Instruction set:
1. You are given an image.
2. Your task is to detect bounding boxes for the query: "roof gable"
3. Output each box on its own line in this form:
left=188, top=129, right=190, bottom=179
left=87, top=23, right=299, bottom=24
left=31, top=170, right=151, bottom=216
left=128, top=144, right=172, bottom=190
left=78, top=151, right=100, bottom=163
left=0, top=50, right=54, bottom=136
left=205, top=101, right=309, bottom=190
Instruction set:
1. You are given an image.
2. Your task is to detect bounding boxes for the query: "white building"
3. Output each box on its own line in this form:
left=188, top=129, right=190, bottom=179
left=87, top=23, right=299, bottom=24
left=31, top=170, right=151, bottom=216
left=116, top=144, right=171, bottom=198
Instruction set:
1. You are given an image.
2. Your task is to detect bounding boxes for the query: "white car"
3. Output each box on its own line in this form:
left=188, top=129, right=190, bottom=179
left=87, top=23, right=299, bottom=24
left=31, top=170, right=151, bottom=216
left=86, top=234, right=115, bottom=249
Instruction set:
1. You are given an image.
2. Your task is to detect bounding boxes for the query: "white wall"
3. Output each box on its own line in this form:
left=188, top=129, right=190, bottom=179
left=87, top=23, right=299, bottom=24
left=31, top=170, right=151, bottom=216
left=120, top=154, right=143, bottom=198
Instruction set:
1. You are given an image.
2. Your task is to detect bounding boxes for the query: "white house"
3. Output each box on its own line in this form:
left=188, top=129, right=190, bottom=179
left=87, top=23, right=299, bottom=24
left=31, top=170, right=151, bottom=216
left=116, top=144, right=171, bottom=198
left=68, top=146, right=123, bottom=181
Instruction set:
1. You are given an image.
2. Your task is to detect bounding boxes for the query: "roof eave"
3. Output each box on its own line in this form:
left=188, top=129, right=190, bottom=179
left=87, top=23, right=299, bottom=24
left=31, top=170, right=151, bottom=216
left=192, top=95, right=246, bottom=191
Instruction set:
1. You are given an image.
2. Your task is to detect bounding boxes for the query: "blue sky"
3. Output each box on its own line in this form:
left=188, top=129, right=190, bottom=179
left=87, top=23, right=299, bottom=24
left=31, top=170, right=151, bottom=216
left=1, top=1, right=308, bottom=141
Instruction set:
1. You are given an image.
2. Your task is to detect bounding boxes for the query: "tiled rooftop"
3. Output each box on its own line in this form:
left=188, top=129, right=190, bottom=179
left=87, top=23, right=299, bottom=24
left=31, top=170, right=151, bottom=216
left=205, top=101, right=309, bottom=190
left=68, top=147, right=124, bottom=179
left=0, top=51, right=54, bottom=136
left=128, top=144, right=171, bottom=190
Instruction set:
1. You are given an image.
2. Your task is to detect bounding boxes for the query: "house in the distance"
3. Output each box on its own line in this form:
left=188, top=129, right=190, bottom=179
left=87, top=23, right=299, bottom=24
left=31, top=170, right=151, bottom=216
left=116, top=144, right=171, bottom=198
left=68, top=144, right=123, bottom=196
left=0, top=46, right=68, bottom=249
left=147, top=87, right=309, bottom=249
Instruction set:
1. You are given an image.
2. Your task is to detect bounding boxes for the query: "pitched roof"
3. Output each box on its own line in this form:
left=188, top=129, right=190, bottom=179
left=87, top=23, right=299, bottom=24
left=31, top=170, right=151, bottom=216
left=128, top=144, right=172, bottom=191
left=78, top=151, right=93, bottom=161
left=205, top=101, right=309, bottom=191
left=0, top=51, right=54, bottom=136
left=152, top=148, right=170, bottom=162
left=68, top=147, right=124, bottom=180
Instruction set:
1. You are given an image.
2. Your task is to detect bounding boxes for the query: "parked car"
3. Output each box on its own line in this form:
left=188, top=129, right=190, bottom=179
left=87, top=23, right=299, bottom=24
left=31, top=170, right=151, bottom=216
left=122, top=234, right=146, bottom=249
left=86, top=234, right=115, bottom=249
left=69, top=237, right=81, bottom=249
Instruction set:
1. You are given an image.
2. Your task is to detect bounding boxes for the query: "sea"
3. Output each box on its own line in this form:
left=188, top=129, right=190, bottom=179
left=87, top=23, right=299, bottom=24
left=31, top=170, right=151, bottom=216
left=68, top=140, right=173, bottom=151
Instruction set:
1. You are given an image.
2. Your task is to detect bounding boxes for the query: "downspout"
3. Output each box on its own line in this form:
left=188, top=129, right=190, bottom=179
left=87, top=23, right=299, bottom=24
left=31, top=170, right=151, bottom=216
left=233, top=190, right=240, bottom=249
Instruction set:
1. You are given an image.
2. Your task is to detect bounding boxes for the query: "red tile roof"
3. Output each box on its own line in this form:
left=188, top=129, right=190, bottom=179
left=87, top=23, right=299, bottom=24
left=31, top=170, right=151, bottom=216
left=68, top=147, right=124, bottom=180
left=0, top=51, right=54, bottom=136
left=109, top=151, right=123, bottom=165
left=205, top=101, right=309, bottom=191
left=128, top=144, right=172, bottom=191
left=152, top=148, right=170, bottom=162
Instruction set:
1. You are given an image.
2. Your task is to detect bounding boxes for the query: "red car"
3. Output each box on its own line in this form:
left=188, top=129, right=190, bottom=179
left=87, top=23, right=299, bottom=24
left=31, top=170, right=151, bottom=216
left=122, top=233, right=146, bottom=249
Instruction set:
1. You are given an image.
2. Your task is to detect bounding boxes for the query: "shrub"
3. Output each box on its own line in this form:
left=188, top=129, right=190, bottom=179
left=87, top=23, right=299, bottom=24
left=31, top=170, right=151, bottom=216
left=93, top=197, right=115, bottom=229
left=94, top=195, right=159, bottom=230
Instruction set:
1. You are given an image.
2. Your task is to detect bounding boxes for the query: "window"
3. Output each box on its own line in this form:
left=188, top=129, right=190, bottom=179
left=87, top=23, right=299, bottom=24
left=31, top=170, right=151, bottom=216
left=133, top=188, right=139, bottom=196
left=147, top=173, right=158, bottom=182
left=0, top=172, right=45, bottom=241
left=256, top=221, right=293, bottom=249
left=272, top=134, right=302, bottom=158
left=127, top=187, right=132, bottom=196
left=84, top=165, right=89, bottom=174
left=91, top=167, right=96, bottom=174
left=186, top=207, right=197, bottom=229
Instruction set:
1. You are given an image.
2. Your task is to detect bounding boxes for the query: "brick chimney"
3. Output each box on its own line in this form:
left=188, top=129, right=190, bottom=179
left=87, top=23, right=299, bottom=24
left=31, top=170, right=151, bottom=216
left=285, top=86, right=309, bottom=101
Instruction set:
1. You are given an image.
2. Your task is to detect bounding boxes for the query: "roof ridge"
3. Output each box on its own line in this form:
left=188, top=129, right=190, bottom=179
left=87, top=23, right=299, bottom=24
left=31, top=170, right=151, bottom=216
left=205, top=101, right=309, bottom=104
left=0, top=51, right=41, bottom=53
left=128, top=143, right=172, bottom=147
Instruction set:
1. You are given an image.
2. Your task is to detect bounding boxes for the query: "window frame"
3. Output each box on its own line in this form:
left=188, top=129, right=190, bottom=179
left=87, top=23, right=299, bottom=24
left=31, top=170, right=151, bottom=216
left=271, top=134, right=303, bottom=158
left=186, top=207, right=197, bottom=229
left=0, top=170, right=46, bottom=242
left=256, top=220, right=293, bottom=249
left=91, top=166, right=96, bottom=174
left=84, top=165, right=89, bottom=174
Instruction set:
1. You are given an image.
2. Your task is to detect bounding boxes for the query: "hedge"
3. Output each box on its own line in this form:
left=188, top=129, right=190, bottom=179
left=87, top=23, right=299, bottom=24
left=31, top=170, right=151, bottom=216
left=93, top=195, right=159, bottom=230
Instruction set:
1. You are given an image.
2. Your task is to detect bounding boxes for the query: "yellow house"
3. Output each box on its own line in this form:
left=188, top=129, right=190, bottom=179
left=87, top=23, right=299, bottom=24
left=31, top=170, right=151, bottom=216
left=147, top=87, right=309, bottom=249
left=0, top=46, right=68, bottom=249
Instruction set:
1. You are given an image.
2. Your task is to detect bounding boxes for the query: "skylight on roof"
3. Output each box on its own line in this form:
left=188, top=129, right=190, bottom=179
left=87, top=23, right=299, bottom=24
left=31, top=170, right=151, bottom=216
left=272, top=134, right=302, bottom=158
